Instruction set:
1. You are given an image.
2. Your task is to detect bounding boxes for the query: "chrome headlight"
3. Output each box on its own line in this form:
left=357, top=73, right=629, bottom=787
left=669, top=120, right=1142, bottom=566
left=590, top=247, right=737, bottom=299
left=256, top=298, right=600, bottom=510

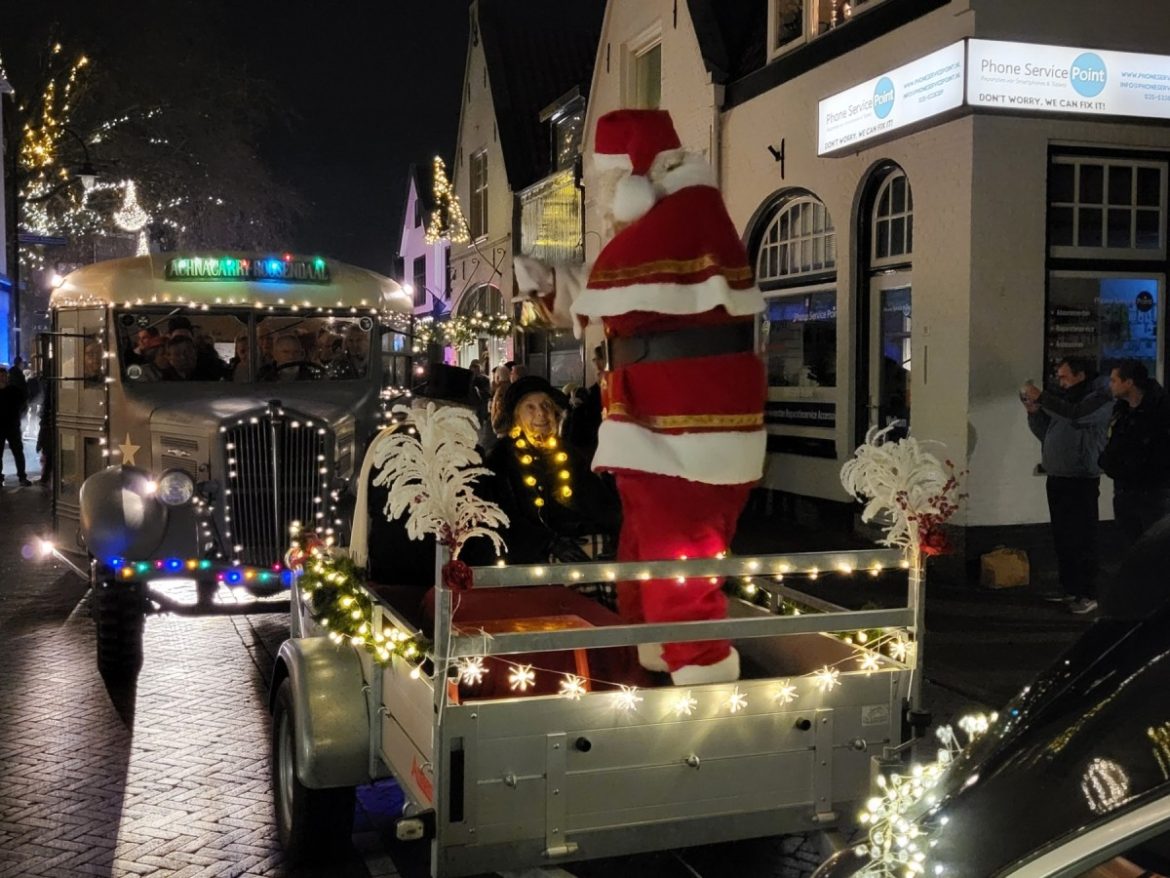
left=156, top=469, right=195, bottom=506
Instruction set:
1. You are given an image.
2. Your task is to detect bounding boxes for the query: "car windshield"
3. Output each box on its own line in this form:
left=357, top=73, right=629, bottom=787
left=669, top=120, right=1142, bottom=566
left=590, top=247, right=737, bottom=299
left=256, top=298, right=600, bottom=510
left=117, top=310, right=376, bottom=383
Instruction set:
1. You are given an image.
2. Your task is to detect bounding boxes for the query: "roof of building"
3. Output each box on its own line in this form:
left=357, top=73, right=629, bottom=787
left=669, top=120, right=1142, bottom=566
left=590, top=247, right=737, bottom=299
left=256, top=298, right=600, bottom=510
left=687, top=0, right=767, bottom=85
left=477, top=0, right=606, bottom=191
left=409, top=162, right=438, bottom=216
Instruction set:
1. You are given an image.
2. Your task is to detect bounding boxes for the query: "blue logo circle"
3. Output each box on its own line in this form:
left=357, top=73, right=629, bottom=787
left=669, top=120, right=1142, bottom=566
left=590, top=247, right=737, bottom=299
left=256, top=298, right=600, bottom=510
left=873, top=77, right=895, bottom=119
left=1070, top=52, right=1107, bottom=98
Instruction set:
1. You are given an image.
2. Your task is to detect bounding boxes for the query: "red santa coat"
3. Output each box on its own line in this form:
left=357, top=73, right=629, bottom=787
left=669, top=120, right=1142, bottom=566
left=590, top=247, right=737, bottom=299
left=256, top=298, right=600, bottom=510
left=572, top=167, right=766, bottom=677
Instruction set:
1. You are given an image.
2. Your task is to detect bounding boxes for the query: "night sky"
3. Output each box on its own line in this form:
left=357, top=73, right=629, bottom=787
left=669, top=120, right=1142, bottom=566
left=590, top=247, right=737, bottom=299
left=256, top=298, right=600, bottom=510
left=3, top=2, right=470, bottom=275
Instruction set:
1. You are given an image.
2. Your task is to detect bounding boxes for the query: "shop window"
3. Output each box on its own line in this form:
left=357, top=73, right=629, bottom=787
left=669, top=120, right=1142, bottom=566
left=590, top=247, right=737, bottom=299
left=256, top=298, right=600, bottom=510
left=469, top=149, right=488, bottom=240
left=633, top=43, right=661, bottom=109
left=771, top=0, right=885, bottom=56
left=762, top=290, right=838, bottom=388
left=1049, top=156, right=1167, bottom=257
left=1044, top=274, right=1160, bottom=379
left=756, top=195, right=836, bottom=284
left=871, top=170, right=913, bottom=267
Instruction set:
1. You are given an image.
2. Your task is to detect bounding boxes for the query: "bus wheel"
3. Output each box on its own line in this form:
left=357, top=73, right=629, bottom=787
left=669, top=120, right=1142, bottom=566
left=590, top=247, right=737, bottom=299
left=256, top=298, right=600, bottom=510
left=94, top=579, right=145, bottom=679
left=272, top=678, right=356, bottom=862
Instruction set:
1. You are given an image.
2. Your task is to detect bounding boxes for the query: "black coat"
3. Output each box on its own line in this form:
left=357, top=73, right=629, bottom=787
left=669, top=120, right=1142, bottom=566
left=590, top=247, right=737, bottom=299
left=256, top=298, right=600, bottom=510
left=484, top=435, right=620, bottom=564
left=1099, top=380, right=1170, bottom=490
left=0, top=384, right=27, bottom=428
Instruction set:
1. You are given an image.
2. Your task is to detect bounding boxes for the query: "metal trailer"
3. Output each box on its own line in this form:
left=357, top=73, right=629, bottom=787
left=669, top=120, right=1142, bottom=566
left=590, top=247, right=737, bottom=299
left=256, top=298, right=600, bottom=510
left=271, top=548, right=924, bottom=876
left=41, top=253, right=415, bottom=679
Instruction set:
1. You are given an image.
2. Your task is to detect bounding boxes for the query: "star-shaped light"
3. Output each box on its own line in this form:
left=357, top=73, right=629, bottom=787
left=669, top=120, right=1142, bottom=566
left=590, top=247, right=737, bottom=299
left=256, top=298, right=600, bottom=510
left=889, top=637, right=910, bottom=662
left=858, top=651, right=881, bottom=673
left=774, top=680, right=799, bottom=705
left=814, top=666, right=841, bottom=692
left=726, top=687, right=748, bottom=714
left=559, top=674, right=586, bottom=700
left=673, top=690, right=698, bottom=717
left=457, top=656, right=487, bottom=686
left=614, top=685, right=642, bottom=712
left=508, top=664, right=535, bottom=692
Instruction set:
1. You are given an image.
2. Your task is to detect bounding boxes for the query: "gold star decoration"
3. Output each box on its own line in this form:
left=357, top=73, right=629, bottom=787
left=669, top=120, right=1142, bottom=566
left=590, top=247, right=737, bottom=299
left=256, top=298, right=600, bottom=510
left=118, top=433, right=141, bottom=467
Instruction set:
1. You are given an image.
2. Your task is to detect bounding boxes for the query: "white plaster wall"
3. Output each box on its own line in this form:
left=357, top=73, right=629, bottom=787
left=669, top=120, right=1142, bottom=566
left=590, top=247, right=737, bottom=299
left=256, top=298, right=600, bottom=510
left=576, top=0, right=721, bottom=383
left=721, top=4, right=976, bottom=507
left=397, top=176, right=448, bottom=319
left=449, top=2, right=514, bottom=314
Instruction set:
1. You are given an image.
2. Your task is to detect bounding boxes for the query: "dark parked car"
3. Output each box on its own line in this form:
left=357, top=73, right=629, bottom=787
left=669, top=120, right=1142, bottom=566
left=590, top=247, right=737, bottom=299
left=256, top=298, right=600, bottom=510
left=814, top=519, right=1170, bottom=878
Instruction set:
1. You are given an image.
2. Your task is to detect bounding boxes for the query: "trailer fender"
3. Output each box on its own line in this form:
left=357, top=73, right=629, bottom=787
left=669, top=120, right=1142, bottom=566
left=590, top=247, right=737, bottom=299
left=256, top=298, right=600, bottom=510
left=270, top=637, right=370, bottom=789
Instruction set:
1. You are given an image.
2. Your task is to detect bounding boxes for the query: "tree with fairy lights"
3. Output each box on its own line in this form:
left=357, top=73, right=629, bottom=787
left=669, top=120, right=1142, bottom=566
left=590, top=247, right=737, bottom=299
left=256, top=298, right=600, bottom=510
left=3, top=34, right=304, bottom=278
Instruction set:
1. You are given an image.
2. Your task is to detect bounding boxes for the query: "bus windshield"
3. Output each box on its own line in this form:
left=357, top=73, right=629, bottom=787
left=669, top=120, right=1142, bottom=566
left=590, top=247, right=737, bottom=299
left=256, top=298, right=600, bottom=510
left=117, top=310, right=376, bottom=383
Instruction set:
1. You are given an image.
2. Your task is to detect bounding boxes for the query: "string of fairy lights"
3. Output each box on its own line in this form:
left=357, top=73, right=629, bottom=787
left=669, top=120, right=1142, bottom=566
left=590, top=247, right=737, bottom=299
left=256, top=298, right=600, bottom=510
left=411, top=312, right=513, bottom=352
left=291, top=540, right=917, bottom=713
left=424, top=155, right=470, bottom=245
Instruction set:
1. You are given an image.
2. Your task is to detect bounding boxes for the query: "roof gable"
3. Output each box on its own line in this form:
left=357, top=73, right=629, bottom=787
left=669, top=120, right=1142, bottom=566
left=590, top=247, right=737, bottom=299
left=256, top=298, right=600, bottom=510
left=687, top=0, right=767, bottom=84
left=476, top=0, right=606, bottom=191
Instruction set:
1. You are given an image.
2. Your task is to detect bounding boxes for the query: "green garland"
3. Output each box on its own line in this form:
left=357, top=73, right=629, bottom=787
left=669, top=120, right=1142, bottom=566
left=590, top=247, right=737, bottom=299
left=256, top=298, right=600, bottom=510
left=413, top=313, right=514, bottom=352
left=298, top=553, right=430, bottom=666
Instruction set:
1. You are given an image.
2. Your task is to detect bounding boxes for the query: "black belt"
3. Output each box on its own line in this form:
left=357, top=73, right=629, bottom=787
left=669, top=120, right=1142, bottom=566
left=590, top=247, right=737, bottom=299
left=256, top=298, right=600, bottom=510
left=606, top=322, right=755, bottom=369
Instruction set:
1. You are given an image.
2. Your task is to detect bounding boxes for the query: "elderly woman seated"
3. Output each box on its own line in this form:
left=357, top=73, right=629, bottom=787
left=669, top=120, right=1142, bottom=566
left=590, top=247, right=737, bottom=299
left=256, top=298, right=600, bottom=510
left=349, top=367, right=646, bottom=700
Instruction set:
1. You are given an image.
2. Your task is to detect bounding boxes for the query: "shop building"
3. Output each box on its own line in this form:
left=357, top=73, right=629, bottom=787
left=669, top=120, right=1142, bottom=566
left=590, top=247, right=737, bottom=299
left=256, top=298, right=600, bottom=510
left=447, top=0, right=605, bottom=381
left=580, top=0, right=1170, bottom=547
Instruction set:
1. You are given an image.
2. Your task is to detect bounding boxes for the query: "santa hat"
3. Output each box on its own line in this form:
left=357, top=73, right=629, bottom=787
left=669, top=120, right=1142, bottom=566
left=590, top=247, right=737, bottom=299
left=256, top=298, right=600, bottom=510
left=594, top=110, right=681, bottom=225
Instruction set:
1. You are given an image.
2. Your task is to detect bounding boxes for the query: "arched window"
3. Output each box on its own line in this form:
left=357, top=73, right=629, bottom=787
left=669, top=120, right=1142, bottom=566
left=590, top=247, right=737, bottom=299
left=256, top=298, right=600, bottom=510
left=756, top=195, right=836, bottom=285
left=749, top=191, right=839, bottom=423
left=871, top=169, right=913, bottom=266
left=456, top=283, right=504, bottom=317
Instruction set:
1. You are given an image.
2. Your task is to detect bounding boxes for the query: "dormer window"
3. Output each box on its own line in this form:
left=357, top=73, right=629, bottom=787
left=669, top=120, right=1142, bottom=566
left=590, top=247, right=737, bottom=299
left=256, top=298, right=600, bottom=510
left=770, top=0, right=885, bottom=59
left=541, top=90, right=586, bottom=173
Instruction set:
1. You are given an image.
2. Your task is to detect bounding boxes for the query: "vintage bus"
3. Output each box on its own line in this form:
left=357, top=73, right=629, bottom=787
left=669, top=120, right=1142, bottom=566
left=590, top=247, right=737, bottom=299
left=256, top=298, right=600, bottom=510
left=45, top=252, right=415, bottom=676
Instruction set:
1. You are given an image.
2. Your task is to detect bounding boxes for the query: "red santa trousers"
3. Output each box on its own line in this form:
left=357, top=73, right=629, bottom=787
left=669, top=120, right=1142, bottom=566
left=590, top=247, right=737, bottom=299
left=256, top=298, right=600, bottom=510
left=615, top=471, right=753, bottom=671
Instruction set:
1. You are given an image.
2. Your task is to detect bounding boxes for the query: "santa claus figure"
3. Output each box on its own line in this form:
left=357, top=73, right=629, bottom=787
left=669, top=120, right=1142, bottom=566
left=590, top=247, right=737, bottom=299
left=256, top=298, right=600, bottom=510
left=567, top=109, right=766, bottom=685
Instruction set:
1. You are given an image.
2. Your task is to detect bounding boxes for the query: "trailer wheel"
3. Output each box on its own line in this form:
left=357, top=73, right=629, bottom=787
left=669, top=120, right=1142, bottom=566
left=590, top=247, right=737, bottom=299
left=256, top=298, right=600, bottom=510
left=94, top=578, right=145, bottom=679
left=272, top=678, right=356, bottom=861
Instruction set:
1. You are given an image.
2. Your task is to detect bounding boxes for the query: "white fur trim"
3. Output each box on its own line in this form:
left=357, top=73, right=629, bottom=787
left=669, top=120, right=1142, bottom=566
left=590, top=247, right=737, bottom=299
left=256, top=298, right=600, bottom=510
left=671, top=648, right=740, bottom=685
left=593, top=420, right=765, bottom=484
left=572, top=274, right=764, bottom=323
left=593, top=153, right=633, bottom=171
left=655, top=155, right=717, bottom=195
left=612, top=175, right=658, bottom=224
left=637, top=642, right=670, bottom=672
left=513, top=255, right=551, bottom=295
left=552, top=263, right=588, bottom=336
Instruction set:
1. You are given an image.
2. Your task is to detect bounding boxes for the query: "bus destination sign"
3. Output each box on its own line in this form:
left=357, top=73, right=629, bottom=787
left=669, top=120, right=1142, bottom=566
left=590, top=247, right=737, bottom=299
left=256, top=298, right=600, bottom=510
left=165, top=255, right=331, bottom=283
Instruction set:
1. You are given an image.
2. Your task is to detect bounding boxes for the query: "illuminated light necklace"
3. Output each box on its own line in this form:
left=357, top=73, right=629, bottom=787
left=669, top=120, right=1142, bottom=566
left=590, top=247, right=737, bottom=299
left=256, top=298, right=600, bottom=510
left=511, top=429, right=572, bottom=508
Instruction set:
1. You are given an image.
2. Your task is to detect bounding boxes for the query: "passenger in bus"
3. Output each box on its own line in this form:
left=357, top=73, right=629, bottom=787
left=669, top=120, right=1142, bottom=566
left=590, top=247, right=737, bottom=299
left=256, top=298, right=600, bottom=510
left=259, top=334, right=317, bottom=381
left=229, top=334, right=250, bottom=382
left=313, top=328, right=341, bottom=367
left=83, top=340, right=105, bottom=385
left=328, top=324, right=369, bottom=378
left=159, top=336, right=205, bottom=381
left=126, top=327, right=164, bottom=367
left=257, top=329, right=276, bottom=369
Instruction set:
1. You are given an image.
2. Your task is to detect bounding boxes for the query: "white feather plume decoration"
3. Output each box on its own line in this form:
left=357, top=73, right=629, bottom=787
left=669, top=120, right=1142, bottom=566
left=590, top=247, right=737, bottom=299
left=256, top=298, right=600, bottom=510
left=840, top=425, right=962, bottom=555
left=371, top=403, right=508, bottom=559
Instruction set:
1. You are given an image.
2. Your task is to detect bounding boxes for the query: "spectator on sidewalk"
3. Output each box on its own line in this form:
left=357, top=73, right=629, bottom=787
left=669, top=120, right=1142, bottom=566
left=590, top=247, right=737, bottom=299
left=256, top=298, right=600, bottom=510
left=1022, top=356, right=1112, bottom=614
left=0, top=366, right=32, bottom=486
left=564, top=344, right=605, bottom=460
left=1099, top=360, right=1170, bottom=550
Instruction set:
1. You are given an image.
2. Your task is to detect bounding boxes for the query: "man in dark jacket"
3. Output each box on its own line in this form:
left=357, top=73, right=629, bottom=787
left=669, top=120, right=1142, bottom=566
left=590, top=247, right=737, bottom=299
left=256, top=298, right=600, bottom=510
left=1099, top=361, right=1170, bottom=549
left=1023, top=357, right=1112, bottom=613
left=0, top=366, right=32, bottom=486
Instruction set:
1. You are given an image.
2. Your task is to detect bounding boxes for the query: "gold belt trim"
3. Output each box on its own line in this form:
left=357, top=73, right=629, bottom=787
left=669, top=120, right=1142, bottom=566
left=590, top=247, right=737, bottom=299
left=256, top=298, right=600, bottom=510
left=591, top=254, right=754, bottom=283
left=608, top=402, right=763, bottom=429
